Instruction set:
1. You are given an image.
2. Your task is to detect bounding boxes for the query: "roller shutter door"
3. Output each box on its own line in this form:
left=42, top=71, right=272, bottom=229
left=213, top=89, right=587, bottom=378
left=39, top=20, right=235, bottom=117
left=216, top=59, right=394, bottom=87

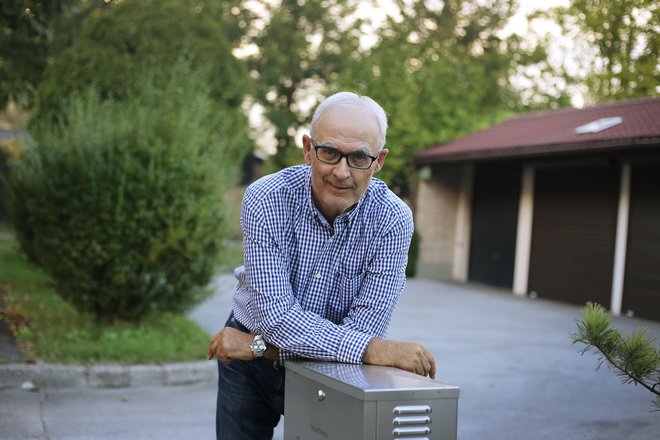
left=622, top=164, right=660, bottom=321
left=468, top=163, right=521, bottom=288
left=528, top=166, right=619, bottom=307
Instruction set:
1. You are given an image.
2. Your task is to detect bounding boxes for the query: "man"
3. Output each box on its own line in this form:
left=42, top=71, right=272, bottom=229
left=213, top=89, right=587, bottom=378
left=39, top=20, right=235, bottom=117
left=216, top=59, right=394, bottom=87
left=208, top=91, right=436, bottom=440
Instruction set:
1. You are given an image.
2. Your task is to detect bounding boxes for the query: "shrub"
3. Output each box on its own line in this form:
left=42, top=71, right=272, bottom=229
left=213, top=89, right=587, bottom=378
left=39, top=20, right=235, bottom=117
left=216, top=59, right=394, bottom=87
left=0, top=135, right=30, bottom=222
left=7, top=63, right=247, bottom=322
left=406, top=229, right=420, bottom=277
left=0, top=143, right=8, bottom=221
left=573, top=302, right=660, bottom=411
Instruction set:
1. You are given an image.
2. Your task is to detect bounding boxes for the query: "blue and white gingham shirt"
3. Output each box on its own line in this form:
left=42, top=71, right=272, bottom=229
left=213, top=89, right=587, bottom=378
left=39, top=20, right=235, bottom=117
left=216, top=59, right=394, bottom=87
left=232, top=164, right=413, bottom=364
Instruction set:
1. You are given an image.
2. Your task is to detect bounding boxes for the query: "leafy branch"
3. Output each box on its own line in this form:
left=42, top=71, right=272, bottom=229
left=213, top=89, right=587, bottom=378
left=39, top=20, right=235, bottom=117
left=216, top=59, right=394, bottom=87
left=572, top=302, right=660, bottom=411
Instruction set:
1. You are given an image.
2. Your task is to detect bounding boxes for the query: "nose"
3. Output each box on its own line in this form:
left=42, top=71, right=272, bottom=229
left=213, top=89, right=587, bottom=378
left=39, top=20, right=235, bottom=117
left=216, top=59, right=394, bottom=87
left=332, top=156, right=352, bottom=179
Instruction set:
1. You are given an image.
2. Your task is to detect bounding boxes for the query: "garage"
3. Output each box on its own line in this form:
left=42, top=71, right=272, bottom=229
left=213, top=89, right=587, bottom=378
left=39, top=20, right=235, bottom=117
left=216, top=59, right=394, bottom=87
left=414, top=97, right=660, bottom=320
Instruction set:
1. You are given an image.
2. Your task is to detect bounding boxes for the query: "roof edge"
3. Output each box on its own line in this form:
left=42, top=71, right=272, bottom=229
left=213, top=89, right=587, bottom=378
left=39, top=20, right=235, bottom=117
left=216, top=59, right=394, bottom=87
left=414, top=136, right=660, bottom=166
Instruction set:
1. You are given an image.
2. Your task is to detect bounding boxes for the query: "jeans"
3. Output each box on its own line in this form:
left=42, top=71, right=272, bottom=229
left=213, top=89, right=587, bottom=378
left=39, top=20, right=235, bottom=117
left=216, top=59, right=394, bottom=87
left=216, top=313, right=285, bottom=440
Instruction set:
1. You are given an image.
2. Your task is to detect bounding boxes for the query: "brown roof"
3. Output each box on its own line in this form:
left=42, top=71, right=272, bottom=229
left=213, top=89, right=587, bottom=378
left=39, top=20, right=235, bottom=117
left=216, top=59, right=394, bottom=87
left=415, top=97, right=660, bottom=164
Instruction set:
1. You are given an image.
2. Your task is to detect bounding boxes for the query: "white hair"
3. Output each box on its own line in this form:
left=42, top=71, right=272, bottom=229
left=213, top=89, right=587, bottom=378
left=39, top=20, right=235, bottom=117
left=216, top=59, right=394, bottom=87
left=310, top=92, right=388, bottom=150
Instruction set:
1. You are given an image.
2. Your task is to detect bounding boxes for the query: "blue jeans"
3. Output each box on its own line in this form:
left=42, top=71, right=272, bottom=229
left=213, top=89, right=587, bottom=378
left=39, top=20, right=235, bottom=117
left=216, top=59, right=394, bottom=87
left=216, top=313, right=285, bottom=440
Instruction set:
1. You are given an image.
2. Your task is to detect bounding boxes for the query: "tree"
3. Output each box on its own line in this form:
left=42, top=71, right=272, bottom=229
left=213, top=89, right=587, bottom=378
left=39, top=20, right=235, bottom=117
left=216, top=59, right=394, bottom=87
left=335, top=0, right=542, bottom=196
left=0, top=0, right=114, bottom=110
left=546, top=0, right=659, bottom=104
left=573, top=302, right=660, bottom=411
left=32, top=0, right=251, bottom=125
left=244, top=0, right=363, bottom=169
left=0, top=0, right=65, bottom=109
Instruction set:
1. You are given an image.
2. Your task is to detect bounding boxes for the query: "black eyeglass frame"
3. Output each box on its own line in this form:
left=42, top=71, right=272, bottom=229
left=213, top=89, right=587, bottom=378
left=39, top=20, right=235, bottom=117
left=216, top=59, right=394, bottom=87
left=311, top=142, right=380, bottom=170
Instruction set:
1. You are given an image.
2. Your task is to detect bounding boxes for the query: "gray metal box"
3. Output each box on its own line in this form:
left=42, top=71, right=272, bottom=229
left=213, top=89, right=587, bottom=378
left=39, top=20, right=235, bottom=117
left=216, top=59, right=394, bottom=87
left=284, top=361, right=459, bottom=440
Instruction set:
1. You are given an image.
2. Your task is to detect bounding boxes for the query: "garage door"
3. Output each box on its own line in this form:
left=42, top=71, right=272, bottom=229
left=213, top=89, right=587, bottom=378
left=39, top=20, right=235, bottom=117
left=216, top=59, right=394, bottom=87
left=623, top=164, right=660, bottom=321
left=528, top=165, right=619, bottom=308
left=468, top=163, right=521, bottom=288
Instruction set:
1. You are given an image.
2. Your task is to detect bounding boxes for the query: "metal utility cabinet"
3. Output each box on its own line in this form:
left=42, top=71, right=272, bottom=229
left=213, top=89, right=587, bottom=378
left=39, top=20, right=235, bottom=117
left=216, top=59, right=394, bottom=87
left=284, top=361, right=459, bottom=440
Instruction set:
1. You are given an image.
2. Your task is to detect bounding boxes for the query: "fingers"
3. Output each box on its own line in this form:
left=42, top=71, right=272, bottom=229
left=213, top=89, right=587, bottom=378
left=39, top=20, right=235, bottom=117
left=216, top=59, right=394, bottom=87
left=208, top=331, right=226, bottom=361
left=419, top=356, right=431, bottom=377
left=411, top=344, right=436, bottom=379
left=425, top=351, right=436, bottom=379
left=420, top=347, right=435, bottom=379
left=208, top=343, right=220, bottom=361
left=207, top=331, right=220, bottom=360
left=207, top=342, right=232, bottom=363
left=207, top=338, right=215, bottom=360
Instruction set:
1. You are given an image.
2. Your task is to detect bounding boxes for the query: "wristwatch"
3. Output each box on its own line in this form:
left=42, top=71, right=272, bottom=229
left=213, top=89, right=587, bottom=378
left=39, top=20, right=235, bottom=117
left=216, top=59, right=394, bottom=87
left=250, top=334, right=267, bottom=358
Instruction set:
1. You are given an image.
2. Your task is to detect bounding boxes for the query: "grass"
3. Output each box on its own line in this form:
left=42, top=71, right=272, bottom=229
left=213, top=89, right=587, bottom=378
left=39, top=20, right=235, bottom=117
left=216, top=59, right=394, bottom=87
left=0, top=232, right=216, bottom=365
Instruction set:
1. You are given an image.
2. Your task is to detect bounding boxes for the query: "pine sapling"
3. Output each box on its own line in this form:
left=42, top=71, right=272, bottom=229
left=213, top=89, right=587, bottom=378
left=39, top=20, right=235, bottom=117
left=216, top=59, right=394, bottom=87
left=572, top=302, right=660, bottom=411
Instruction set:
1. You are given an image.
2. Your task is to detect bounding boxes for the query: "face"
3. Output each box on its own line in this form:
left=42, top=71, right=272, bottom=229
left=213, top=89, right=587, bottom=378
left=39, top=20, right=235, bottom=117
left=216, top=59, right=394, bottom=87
left=303, top=104, right=388, bottom=223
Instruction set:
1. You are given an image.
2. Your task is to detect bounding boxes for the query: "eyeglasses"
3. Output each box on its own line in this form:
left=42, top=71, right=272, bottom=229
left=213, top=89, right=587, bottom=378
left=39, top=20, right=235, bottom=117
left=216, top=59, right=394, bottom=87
left=312, top=142, right=379, bottom=170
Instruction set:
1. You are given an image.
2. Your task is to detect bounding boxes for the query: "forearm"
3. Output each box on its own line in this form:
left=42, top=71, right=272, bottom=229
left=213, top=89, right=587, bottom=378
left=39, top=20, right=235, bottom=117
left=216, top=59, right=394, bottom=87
left=208, top=313, right=436, bottom=379
left=252, top=301, right=373, bottom=363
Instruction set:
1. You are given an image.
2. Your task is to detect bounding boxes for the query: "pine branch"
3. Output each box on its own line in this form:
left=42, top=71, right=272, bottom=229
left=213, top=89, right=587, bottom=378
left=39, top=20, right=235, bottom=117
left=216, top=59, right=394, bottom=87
left=572, top=302, right=660, bottom=411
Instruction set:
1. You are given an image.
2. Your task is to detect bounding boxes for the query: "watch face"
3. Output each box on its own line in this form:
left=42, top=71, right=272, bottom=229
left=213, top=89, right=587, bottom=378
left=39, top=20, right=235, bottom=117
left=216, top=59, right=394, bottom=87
left=251, top=336, right=266, bottom=356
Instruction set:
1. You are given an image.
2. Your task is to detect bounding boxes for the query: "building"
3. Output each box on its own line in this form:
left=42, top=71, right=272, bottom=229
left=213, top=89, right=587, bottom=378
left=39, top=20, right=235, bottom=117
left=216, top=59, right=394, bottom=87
left=414, top=97, right=660, bottom=321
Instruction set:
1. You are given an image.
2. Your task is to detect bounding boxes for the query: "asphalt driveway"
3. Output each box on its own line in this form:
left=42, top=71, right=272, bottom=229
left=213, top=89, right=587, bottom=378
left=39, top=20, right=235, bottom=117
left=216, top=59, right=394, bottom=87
left=389, top=278, right=660, bottom=440
left=2, top=275, right=659, bottom=439
left=193, top=274, right=660, bottom=440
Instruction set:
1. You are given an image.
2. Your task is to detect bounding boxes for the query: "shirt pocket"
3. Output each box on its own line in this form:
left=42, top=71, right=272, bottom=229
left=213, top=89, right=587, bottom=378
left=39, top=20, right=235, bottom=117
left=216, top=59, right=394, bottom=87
left=328, top=272, right=365, bottom=324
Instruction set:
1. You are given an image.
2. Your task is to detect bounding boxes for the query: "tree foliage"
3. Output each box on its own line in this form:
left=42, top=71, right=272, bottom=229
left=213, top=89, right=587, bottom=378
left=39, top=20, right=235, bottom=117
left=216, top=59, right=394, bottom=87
left=31, top=0, right=250, bottom=125
left=5, top=0, right=654, bottom=204
left=0, top=0, right=115, bottom=109
left=8, top=63, right=243, bottom=322
left=573, top=302, right=660, bottom=411
left=245, top=0, right=363, bottom=169
left=0, top=0, right=65, bottom=108
left=547, top=0, right=659, bottom=104
left=335, top=0, right=537, bottom=196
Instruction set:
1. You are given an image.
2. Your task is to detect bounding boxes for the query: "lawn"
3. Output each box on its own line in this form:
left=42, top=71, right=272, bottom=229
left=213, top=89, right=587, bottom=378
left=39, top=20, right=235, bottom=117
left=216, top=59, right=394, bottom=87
left=0, top=232, right=216, bottom=365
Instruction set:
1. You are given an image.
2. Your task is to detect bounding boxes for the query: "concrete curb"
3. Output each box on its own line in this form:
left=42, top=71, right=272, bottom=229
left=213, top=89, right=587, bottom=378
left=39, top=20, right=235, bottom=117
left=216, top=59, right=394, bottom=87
left=0, top=360, right=217, bottom=389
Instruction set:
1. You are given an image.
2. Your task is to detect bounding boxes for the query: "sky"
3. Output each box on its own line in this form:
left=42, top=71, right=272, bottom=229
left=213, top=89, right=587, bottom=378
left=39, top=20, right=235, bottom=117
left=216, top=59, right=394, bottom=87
left=354, top=0, right=570, bottom=45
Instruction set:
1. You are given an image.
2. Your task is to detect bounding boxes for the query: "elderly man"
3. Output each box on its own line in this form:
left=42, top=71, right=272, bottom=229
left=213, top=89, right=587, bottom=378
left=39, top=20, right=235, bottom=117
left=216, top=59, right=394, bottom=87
left=208, top=91, right=436, bottom=440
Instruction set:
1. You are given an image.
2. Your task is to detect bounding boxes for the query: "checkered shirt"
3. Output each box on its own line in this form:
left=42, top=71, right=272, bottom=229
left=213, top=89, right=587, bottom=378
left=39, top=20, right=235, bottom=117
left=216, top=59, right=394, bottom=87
left=232, top=164, right=413, bottom=364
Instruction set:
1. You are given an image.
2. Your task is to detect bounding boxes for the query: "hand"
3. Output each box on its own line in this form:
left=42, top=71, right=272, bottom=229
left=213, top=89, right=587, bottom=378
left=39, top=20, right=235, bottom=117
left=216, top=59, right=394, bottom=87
left=207, top=327, right=254, bottom=363
left=363, top=338, right=436, bottom=379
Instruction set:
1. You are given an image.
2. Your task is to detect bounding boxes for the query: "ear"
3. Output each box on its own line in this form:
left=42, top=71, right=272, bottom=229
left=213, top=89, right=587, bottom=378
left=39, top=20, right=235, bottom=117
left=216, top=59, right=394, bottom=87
left=302, top=135, right=313, bottom=165
left=373, top=148, right=388, bottom=173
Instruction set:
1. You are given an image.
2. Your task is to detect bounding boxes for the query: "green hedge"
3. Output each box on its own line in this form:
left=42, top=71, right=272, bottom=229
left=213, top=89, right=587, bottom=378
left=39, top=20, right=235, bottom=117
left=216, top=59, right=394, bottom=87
left=0, top=143, right=7, bottom=221
left=8, top=63, right=246, bottom=322
left=406, top=229, right=420, bottom=278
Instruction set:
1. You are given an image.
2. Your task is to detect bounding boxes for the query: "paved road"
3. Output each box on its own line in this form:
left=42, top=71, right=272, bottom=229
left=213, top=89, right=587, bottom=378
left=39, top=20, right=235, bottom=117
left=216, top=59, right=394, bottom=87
left=2, top=275, right=659, bottom=439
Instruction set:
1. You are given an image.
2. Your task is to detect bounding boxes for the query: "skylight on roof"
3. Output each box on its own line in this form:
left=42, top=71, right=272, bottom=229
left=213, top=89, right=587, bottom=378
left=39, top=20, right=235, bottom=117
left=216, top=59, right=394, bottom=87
left=575, top=116, right=623, bottom=134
